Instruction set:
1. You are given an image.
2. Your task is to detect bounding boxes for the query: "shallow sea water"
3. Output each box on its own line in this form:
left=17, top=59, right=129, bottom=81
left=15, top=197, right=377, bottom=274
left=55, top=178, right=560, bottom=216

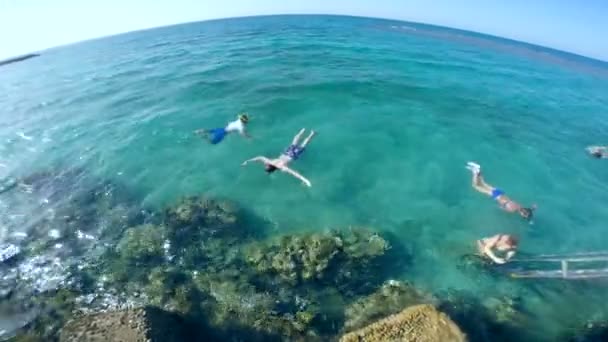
left=2, top=15, right=608, bottom=340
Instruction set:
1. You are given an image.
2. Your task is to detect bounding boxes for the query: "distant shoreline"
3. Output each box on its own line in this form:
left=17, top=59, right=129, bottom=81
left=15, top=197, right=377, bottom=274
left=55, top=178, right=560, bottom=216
left=0, top=54, right=40, bottom=67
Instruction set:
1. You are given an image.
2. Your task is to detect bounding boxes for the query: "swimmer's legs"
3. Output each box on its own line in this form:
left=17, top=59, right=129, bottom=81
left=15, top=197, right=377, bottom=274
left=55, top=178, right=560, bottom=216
left=300, top=130, right=316, bottom=148
left=195, top=129, right=209, bottom=137
left=468, top=163, right=493, bottom=196
left=292, top=128, right=306, bottom=145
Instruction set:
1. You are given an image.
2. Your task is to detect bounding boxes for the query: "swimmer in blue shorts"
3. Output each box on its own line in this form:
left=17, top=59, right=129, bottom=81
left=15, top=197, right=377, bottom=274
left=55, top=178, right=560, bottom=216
left=242, top=128, right=315, bottom=187
left=195, top=113, right=251, bottom=144
left=466, top=162, right=536, bottom=221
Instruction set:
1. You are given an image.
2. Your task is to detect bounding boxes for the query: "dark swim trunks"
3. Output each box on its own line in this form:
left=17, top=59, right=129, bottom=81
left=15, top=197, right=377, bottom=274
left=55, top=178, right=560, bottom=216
left=283, top=144, right=305, bottom=160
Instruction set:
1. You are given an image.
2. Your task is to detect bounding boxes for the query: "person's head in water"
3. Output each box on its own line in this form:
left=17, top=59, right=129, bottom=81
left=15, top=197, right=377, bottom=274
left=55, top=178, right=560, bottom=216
left=239, top=113, right=250, bottom=125
left=518, top=207, right=534, bottom=220
left=592, top=150, right=603, bottom=158
left=503, top=235, right=519, bottom=249
left=265, top=163, right=277, bottom=173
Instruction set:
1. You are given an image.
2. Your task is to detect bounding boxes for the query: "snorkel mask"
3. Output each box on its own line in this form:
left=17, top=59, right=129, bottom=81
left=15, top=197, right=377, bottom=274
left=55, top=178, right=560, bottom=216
left=238, top=113, right=249, bottom=124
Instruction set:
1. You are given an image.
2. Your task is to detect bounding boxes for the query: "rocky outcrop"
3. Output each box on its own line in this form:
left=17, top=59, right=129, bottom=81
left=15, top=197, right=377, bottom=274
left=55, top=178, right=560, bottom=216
left=0, top=54, right=39, bottom=67
left=343, top=280, right=433, bottom=332
left=59, top=306, right=190, bottom=342
left=339, top=304, right=466, bottom=342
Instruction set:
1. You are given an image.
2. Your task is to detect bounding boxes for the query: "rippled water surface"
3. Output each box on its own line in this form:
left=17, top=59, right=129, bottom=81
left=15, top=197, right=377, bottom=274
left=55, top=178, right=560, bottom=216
left=1, top=15, right=608, bottom=341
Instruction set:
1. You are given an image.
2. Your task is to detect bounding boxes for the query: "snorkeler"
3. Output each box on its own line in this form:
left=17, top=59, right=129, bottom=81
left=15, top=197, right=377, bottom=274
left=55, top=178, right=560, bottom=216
left=241, top=128, right=315, bottom=187
left=477, top=234, right=518, bottom=264
left=195, top=113, right=251, bottom=144
left=466, top=162, right=536, bottom=221
left=586, top=145, right=608, bottom=159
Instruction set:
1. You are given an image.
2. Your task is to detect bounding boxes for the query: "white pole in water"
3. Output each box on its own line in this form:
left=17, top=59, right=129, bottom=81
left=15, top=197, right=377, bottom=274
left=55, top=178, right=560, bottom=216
left=561, top=260, right=568, bottom=278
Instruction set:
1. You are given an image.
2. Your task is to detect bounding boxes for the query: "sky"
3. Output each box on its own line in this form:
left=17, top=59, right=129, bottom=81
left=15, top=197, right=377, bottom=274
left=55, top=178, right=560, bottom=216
left=1, top=0, right=607, bottom=61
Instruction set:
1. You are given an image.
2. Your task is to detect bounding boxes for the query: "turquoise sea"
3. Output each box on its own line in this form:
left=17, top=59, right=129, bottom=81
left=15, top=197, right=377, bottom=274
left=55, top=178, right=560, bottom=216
left=2, top=15, right=608, bottom=341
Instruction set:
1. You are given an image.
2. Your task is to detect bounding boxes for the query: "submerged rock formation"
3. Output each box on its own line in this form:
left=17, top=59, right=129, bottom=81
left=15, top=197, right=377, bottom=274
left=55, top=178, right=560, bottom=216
left=243, top=228, right=389, bottom=288
left=339, top=304, right=466, bottom=342
left=5, top=166, right=416, bottom=341
left=343, top=280, right=434, bottom=332
left=563, top=321, right=608, bottom=342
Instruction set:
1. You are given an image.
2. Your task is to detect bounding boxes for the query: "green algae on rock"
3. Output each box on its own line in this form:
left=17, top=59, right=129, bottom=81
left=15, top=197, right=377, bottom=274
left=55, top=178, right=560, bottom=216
left=10, top=289, right=79, bottom=341
left=191, top=269, right=322, bottom=341
left=243, top=228, right=389, bottom=287
left=116, top=224, right=166, bottom=264
left=164, top=196, right=241, bottom=236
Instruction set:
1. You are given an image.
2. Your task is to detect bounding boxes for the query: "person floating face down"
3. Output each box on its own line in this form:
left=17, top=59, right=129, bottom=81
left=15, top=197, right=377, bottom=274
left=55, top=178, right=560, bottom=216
left=466, top=162, right=536, bottom=221
left=477, top=234, right=518, bottom=264
left=195, top=113, right=251, bottom=144
left=242, top=128, right=316, bottom=187
left=586, top=145, right=608, bottom=159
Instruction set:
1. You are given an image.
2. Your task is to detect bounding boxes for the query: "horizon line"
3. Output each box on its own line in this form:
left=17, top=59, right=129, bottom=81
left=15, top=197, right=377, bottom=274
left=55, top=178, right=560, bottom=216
left=16, top=13, right=608, bottom=64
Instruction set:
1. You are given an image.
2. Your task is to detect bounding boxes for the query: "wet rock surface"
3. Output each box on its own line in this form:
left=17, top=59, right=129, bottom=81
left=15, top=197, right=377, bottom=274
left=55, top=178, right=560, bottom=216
left=343, top=280, right=434, bottom=332
left=59, top=306, right=191, bottom=342
left=339, top=304, right=466, bottom=342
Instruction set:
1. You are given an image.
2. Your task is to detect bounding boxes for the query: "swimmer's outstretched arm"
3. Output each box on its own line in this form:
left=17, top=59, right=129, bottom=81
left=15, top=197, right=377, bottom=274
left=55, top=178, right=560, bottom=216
left=480, top=237, right=506, bottom=264
left=241, top=156, right=271, bottom=166
left=282, top=167, right=311, bottom=187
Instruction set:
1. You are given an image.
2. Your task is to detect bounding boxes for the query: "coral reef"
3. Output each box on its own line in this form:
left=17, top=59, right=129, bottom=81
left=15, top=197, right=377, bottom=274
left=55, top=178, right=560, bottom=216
left=191, top=270, right=322, bottom=341
left=163, top=196, right=241, bottom=239
left=339, top=304, right=466, bottom=342
left=3, top=168, right=427, bottom=342
left=116, top=224, right=166, bottom=265
left=243, top=228, right=389, bottom=288
left=105, top=224, right=167, bottom=284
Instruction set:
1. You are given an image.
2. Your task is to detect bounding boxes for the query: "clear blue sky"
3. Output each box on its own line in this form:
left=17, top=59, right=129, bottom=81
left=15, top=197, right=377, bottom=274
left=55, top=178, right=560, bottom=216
left=1, top=0, right=607, bottom=61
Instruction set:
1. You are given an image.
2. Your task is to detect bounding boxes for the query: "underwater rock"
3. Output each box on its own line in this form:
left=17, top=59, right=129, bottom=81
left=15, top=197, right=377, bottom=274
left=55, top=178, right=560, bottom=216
left=164, top=196, right=240, bottom=235
left=116, top=224, right=166, bottom=266
left=142, top=267, right=203, bottom=316
left=102, top=224, right=167, bottom=284
left=10, top=288, right=79, bottom=341
left=564, top=321, right=608, bottom=342
left=481, top=295, right=525, bottom=325
left=339, top=304, right=466, bottom=342
left=0, top=167, right=150, bottom=306
left=193, top=271, right=322, bottom=341
left=343, top=280, right=434, bottom=332
left=16, top=255, right=71, bottom=293
left=59, top=306, right=190, bottom=342
left=437, top=290, right=527, bottom=342
left=0, top=297, right=39, bottom=341
left=162, top=196, right=245, bottom=268
left=243, top=229, right=389, bottom=287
